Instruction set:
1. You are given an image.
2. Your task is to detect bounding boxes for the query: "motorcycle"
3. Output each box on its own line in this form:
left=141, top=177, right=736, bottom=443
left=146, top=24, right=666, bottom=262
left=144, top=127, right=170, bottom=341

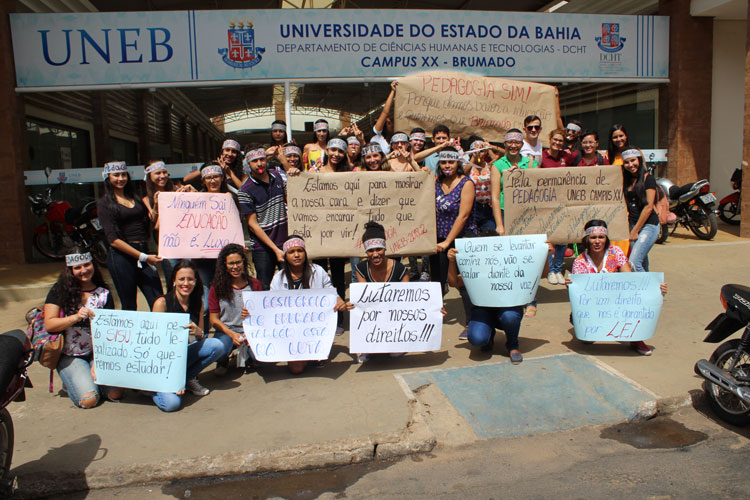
left=0, top=330, right=32, bottom=495
left=694, top=284, right=750, bottom=426
left=718, top=165, right=743, bottom=226
left=28, top=183, right=108, bottom=266
left=654, top=174, right=718, bottom=243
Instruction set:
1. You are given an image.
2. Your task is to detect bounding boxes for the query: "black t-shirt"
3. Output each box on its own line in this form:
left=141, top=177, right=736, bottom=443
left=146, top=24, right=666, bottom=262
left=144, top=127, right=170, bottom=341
left=356, top=259, right=407, bottom=282
left=163, top=293, right=201, bottom=326
left=625, top=174, right=659, bottom=226
left=97, top=197, right=150, bottom=244
left=45, top=285, right=114, bottom=328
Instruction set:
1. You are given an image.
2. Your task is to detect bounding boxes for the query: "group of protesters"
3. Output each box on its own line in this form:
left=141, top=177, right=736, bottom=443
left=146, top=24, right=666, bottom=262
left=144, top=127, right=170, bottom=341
left=42, top=80, right=666, bottom=412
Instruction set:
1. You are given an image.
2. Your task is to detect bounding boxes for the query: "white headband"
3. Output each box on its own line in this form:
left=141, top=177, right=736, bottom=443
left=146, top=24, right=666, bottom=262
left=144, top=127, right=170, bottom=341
left=364, top=238, right=386, bottom=251
left=102, top=161, right=127, bottom=179
left=201, top=165, right=223, bottom=178
left=390, top=133, right=409, bottom=144
left=347, top=136, right=361, bottom=146
left=144, top=161, right=167, bottom=181
left=66, top=252, right=93, bottom=267
left=410, top=132, right=426, bottom=142
left=327, top=138, right=347, bottom=151
left=283, top=237, right=306, bottom=253
left=362, top=144, right=383, bottom=156
left=222, top=139, right=241, bottom=152
left=585, top=226, right=608, bottom=236
left=566, top=123, right=582, bottom=133
left=271, top=123, right=286, bottom=132
left=283, top=145, right=301, bottom=157
left=314, top=121, right=329, bottom=132
left=246, top=149, right=266, bottom=161
left=438, top=151, right=460, bottom=161
left=504, top=132, right=524, bottom=143
left=470, top=140, right=484, bottom=151
left=621, top=149, right=641, bottom=161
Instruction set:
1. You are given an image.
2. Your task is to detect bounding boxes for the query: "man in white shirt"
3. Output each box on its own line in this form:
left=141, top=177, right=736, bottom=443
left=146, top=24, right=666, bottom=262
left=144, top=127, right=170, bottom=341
left=520, top=114, right=543, bottom=166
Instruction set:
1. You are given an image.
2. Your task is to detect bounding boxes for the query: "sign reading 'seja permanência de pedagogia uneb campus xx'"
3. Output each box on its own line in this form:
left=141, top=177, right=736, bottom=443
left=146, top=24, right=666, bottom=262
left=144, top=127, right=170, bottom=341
left=10, top=10, right=668, bottom=88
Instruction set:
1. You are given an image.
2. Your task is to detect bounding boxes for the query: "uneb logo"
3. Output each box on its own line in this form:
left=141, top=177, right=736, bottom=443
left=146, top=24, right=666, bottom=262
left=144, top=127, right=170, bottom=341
left=595, top=23, right=626, bottom=53
left=218, top=17, right=265, bottom=69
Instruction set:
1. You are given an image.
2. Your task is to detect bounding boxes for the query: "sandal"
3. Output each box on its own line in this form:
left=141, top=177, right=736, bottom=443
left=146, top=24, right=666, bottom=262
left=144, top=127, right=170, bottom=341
left=509, top=350, right=523, bottom=365
left=524, top=305, right=537, bottom=317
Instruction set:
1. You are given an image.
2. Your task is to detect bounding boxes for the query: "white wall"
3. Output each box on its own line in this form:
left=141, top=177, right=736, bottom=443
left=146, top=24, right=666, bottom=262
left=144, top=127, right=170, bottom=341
left=710, top=19, right=746, bottom=199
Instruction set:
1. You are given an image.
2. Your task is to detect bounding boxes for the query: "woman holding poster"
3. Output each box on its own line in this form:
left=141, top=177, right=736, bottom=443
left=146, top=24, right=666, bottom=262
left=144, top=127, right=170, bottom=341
left=270, top=236, right=353, bottom=374
left=44, top=246, right=124, bottom=408
left=566, top=219, right=667, bottom=356
left=151, top=260, right=225, bottom=411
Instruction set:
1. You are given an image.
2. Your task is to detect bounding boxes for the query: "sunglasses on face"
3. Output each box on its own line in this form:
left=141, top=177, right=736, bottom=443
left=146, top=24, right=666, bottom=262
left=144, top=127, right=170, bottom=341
left=526, top=125, right=541, bottom=131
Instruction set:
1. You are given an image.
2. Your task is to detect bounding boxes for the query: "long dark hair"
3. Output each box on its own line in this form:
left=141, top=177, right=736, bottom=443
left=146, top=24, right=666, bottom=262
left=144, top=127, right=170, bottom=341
left=324, top=136, right=351, bottom=172
left=282, top=235, right=313, bottom=289
left=200, top=161, right=229, bottom=193
left=102, top=169, right=145, bottom=237
left=607, top=124, right=630, bottom=162
left=50, top=243, right=108, bottom=316
left=144, top=160, right=174, bottom=208
left=581, top=219, right=611, bottom=253
left=212, top=243, right=249, bottom=302
left=166, top=259, right=203, bottom=314
left=436, top=146, right=465, bottom=180
left=621, top=149, right=648, bottom=206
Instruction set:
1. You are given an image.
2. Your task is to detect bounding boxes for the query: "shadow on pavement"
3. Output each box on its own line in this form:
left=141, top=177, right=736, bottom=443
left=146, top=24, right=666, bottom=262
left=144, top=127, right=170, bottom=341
left=690, top=388, right=750, bottom=439
left=353, top=350, right=451, bottom=372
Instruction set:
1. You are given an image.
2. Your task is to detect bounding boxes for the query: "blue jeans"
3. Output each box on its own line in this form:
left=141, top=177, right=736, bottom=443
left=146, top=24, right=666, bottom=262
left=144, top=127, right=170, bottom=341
left=57, top=354, right=117, bottom=408
left=152, top=337, right=225, bottom=412
left=629, top=223, right=659, bottom=272
left=252, top=246, right=280, bottom=290
left=548, top=244, right=566, bottom=274
left=475, top=203, right=497, bottom=232
left=350, top=257, right=361, bottom=283
left=467, top=306, right=524, bottom=351
left=107, top=245, right=163, bottom=311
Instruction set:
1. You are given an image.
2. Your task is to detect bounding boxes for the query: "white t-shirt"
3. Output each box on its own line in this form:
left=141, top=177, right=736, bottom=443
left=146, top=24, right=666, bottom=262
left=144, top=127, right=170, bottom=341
left=520, top=140, right=542, bottom=165
left=371, top=126, right=391, bottom=155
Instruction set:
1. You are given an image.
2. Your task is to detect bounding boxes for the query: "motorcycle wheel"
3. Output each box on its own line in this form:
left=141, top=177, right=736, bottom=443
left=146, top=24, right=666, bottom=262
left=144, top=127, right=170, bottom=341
left=33, top=231, right=65, bottom=260
left=705, top=339, right=750, bottom=426
left=655, top=223, right=669, bottom=244
left=686, top=204, right=718, bottom=240
left=718, top=201, right=741, bottom=225
left=86, top=230, right=109, bottom=267
left=0, top=408, right=13, bottom=483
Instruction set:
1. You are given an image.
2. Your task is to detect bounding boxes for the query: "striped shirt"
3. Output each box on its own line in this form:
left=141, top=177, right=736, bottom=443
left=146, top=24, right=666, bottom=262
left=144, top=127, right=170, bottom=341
left=238, top=171, right=288, bottom=251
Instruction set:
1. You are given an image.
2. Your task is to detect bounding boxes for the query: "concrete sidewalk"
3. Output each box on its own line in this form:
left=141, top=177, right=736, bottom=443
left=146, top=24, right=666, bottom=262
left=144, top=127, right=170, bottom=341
left=2, top=223, right=749, bottom=498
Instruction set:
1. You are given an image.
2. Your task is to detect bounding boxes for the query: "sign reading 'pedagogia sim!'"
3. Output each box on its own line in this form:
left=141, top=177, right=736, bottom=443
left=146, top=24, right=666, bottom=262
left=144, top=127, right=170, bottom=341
left=10, top=10, right=668, bottom=88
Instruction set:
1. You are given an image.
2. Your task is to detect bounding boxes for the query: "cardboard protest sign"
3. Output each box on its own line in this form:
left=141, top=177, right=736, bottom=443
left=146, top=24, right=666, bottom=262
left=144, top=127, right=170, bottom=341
left=568, top=272, right=664, bottom=342
left=157, top=191, right=244, bottom=259
left=90, top=309, right=189, bottom=393
left=242, top=289, right=338, bottom=362
left=503, top=166, right=629, bottom=244
left=287, top=171, right=437, bottom=258
left=455, top=235, right=548, bottom=307
left=349, top=282, right=443, bottom=353
left=394, top=71, right=559, bottom=145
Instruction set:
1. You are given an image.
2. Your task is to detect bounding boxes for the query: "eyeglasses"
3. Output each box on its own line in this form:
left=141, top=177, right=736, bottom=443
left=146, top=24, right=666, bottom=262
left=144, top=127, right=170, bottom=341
left=226, top=261, right=244, bottom=268
left=526, top=125, right=541, bottom=131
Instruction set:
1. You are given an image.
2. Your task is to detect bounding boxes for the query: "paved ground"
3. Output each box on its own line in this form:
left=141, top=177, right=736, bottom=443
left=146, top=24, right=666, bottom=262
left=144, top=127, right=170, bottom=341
left=2, top=223, right=749, bottom=498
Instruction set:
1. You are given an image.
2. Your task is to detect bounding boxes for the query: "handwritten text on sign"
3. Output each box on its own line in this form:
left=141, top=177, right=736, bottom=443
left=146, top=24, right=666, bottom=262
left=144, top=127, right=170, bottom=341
left=350, top=282, right=443, bottom=353
left=568, top=273, right=664, bottom=342
left=455, top=235, right=548, bottom=307
left=158, top=192, right=244, bottom=259
left=242, top=289, right=338, bottom=362
left=395, top=71, right=560, bottom=145
left=287, top=171, right=437, bottom=258
left=90, top=309, right=189, bottom=393
left=503, top=166, right=629, bottom=244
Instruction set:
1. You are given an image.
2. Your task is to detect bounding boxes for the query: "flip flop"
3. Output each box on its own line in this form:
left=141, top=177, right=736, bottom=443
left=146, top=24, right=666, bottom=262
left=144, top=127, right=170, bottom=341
left=524, top=305, right=537, bottom=317
left=509, top=350, right=523, bottom=365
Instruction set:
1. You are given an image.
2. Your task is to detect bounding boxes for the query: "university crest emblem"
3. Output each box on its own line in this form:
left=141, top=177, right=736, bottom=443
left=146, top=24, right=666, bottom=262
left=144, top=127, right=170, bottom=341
left=218, top=18, right=265, bottom=69
left=595, top=23, right=626, bottom=53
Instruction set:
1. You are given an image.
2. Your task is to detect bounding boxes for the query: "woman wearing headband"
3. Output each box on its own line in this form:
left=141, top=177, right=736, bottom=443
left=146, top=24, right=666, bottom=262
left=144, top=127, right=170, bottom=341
left=356, top=143, right=386, bottom=172
left=303, top=119, right=330, bottom=171
left=44, top=245, right=123, bottom=408
left=621, top=148, right=660, bottom=273
left=183, top=139, right=244, bottom=189
left=269, top=235, right=353, bottom=374
left=97, top=161, right=163, bottom=310
left=467, top=136, right=501, bottom=232
left=384, top=132, right=420, bottom=172
left=409, top=128, right=427, bottom=156
left=566, top=220, right=667, bottom=355
left=265, top=120, right=290, bottom=174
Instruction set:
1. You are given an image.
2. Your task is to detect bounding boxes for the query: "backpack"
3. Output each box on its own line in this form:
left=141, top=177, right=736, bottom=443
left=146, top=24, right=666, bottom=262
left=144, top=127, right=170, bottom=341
left=652, top=182, right=676, bottom=225
left=25, top=307, right=64, bottom=371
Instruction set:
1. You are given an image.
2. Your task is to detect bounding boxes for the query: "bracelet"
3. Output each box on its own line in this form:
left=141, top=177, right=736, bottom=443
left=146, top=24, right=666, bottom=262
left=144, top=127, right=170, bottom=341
left=138, top=252, right=149, bottom=263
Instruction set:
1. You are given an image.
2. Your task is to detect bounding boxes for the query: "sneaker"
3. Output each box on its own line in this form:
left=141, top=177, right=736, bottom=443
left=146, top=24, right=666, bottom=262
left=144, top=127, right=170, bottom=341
left=555, top=272, right=565, bottom=284
left=631, top=341, right=653, bottom=356
left=419, top=272, right=430, bottom=282
left=186, top=378, right=210, bottom=396
left=335, top=326, right=345, bottom=336
left=459, top=327, right=468, bottom=340
left=389, top=352, right=405, bottom=358
left=357, top=354, right=371, bottom=364
left=547, top=272, right=559, bottom=285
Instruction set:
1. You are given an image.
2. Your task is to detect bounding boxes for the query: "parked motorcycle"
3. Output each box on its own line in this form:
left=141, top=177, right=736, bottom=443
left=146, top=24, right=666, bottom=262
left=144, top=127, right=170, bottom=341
left=718, top=165, right=743, bottom=226
left=694, top=284, right=750, bottom=426
left=0, top=330, right=32, bottom=495
left=28, top=183, right=108, bottom=266
left=654, top=175, right=718, bottom=243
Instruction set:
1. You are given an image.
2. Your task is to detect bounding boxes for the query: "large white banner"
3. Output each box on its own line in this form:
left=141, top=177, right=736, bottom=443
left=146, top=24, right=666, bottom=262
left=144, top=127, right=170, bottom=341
left=10, top=11, right=669, bottom=88
left=349, top=282, right=443, bottom=354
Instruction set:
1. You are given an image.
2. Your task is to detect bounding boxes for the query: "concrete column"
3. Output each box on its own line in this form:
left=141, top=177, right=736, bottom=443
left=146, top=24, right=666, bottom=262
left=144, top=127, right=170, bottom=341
left=0, top=0, right=32, bottom=263
left=742, top=1, right=750, bottom=237
left=660, top=0, right=713, bottom=184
